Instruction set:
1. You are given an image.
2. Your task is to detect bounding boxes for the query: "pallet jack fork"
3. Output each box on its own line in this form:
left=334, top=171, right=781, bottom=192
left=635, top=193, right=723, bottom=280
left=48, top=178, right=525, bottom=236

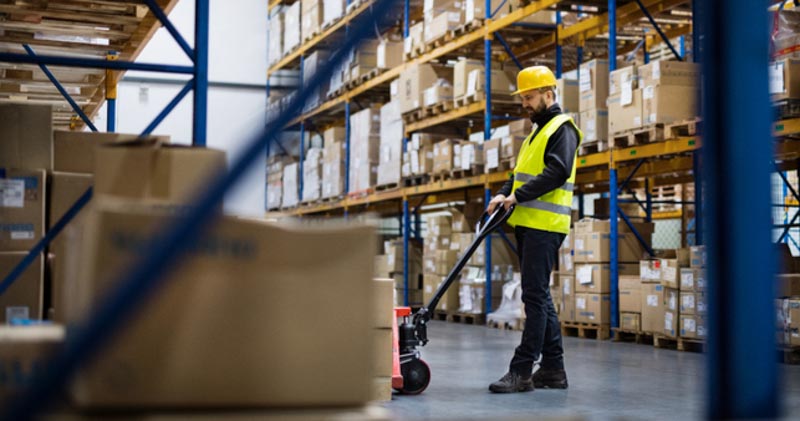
left=392, top=206, right=515, bottom=394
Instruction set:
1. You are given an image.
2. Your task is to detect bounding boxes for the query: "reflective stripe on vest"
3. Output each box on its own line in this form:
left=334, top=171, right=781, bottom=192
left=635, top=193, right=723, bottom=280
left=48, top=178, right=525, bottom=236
left=507, top=114, right=583, bottom=234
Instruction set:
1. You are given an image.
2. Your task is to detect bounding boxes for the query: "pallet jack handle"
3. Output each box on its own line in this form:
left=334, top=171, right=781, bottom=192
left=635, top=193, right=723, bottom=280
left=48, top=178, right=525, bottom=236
left=413, top=205, right=515, bottom=327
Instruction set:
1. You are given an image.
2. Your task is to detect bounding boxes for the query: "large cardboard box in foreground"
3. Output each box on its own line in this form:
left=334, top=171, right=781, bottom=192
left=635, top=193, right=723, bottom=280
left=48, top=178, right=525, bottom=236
left=53, top=131, right=169, bottom=174
left=0, top=169, right=46, bottom=252
left=0, top=252, right=44, bottom=322
left=66, top=201, right=378, bottom=407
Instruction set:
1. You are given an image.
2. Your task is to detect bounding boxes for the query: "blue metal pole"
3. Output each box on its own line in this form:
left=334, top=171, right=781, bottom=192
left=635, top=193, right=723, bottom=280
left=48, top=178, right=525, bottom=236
left=699, top=0, right=777, bottom=417
left=23, top=44, right=98, bottom=132
left=679, top=35, right=686, bottom=58
left=484, top=188, right=493, bottom=313
left=609, top=0, right=617, bottom=71
left=555, top=11, right=563, bottom=78
left=299, top=54, right=305, bottom=202
left=403, top=199, right=410, bottom=306
left=0, top=51, right=194, bottom=74
left=106, top=50, right=118, bottom=132
left=693, top=153, right=702, bottom=245
left=192, top=0, right=209, bottom=147
left=691, top=0, right=699, bottom=63
left=345, top=101, right=351, bottom=194
left=643, top=36, right=650, bottom=64
left=609, top=168, right=618, bottom=330
left=403, top=0, right=410, bottom=38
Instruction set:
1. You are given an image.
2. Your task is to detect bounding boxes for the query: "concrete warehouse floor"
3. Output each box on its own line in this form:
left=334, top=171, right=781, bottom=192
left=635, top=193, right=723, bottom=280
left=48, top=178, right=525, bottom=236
left=384, top=321, right=800, bottom=420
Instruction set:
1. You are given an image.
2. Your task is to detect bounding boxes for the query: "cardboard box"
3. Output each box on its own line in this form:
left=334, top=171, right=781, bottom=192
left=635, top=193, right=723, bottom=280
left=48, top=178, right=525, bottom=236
left=556, top=78, right=579, bottom=113
left=468, top=236, right=518, bottom=269
left=638, top=60, right=700, bottom=88
left=433, top=139, right=456, bottom=174
left=680, top=314, right=699, bottom=339
left=465, top=67, right=516, bottom=98
left=404, top=21, right=425, bottom=56
left=501, top=135, right=525, bottom=159
left=435, top=249, right=459, bottom=276
left=574, top=263, right=639, bottom=294
left=372, top=279, right=394, bottom=329
left=394, top=272, right=422, bottom=291
left=48, top=172, right=94, bottom=231
left=484, top=138, right=501, bottom=171
left=777, top=274, right=800, bottom=297
left=680, top=291, right=697, bottom=316
left=690, top=245, right=705, bottom=268
left=399, top=63, right=451, bottom=114
left=0, top=103, right=53, bottom=171
left=282, top=2, right=300, bottom=55
left=0, top=252, right=44, bottom=322
left=788, top=299, right=800, bottom=346
left=372, top=377, right=393, bottom=402
left=641, top=283, right=665, bottom=334
left=323, top=0, right=346, bottom=27
left=607, top=90, right=643, bottom=134
left=642, top=85, right=698, bottom=125
left=640, top=259, right=661, bottom=283
left=619, top=275, right=642, bottom=313
left=67, top=201, right=378, bottom=407
left=680, top=267, right=706, bottom=292
left=621, top=312, right=641, bottom=331
left=770, top=59, right=800, bottom=101
left=609, top=65, right=638, bottom=96
left=0, top=325, right=64, bottom=403
left=696, top=292, right=707, bottom=315
left=578, top=59, right=609, bottom=111
left=560, top=274, right=575, bottom=322
left=0, top=169, right=46, bottom=252
left=453, top=58, right=481, bottom=99
left=573, top=230, right=653, bottom=263
left=377, top=40, right=403, bottom=69
left=663, top=287, right=679, bottom=337
left=267, top=12, right=283, bottom=65
left=372, top=328, right=392, bottom=377
left=424, top=10, right=464, bottom=43
left=423, top=273, right=459, bottom=311
left=94, top=142, right=226, bottom=204
left=575, top=293, right=610, bottom=324
left=579, top=108, right=608, bottom=142
left=659, top=249, right=691, bottom=289
left=53, top=131, right=168, bottom=174
left=466, top=0, right=508, bottom=21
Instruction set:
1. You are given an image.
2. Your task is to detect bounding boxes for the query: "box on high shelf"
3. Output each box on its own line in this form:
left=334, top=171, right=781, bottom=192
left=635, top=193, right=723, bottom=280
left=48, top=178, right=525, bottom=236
left=282, top=2, right=300, bottom=56
left=579, top=108, right=608, bottom=143
left=423, top=0, right=463, bottom=22
left=282, top=162, right=299, bottom=208
left=398, top=63, right=451, bottom=114
left=557, top=78, right=579, bottom=114
left=267, top=13, right=283, bottom=65
left=377, top=101, right=404, bottom=187
left=302, top=148, right=324, bottom=202
left=302, top=50, right=330, bottom=112
left=607, top=89, right=643, bottom=134
left=377, top=38, right=403, bottom=70
left=463, top=67, right=516, bottom=101
left=578, top=59, right=609, bottom=111
left=609, top=65, right=638, bottom=97
left=423, top=81, right=454, bottom=107
left=349, top=105, right=382, bottom=192
left=424, top=10, right=464, bottom=44
left=64, top=199, right=379, bottom=408
left=323, top=0, right=346, bottom=27
left=404, top=21, right=425, bottom=57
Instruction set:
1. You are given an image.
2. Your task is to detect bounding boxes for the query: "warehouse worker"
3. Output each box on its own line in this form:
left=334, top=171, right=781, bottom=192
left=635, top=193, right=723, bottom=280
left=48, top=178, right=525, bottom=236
left=486, top=66, right=581, bottom=393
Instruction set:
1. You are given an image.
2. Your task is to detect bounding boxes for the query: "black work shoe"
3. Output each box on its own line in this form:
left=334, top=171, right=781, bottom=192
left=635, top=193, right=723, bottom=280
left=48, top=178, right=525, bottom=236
left=488, top=372, right=534, bottom=393
left=532, top=368, right=569, bottom=389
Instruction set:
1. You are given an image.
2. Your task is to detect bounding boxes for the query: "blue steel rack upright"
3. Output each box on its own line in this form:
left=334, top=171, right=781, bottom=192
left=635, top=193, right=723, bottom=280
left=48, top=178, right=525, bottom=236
left=0, top=0, right=211, bottom=312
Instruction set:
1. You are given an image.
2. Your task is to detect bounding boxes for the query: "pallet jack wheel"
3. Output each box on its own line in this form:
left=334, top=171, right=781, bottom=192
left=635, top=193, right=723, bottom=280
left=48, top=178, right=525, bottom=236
left=399, top=358, right=430, bottom=395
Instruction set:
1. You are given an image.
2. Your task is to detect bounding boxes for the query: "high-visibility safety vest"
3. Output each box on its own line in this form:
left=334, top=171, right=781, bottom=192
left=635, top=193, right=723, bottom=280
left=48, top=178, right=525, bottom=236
left=507, top=114, right=583, bottom=234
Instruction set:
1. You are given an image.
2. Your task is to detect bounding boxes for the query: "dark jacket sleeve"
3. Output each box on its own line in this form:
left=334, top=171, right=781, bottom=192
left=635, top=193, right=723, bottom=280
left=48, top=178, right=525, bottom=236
left=495, top=177, right=514, bottom=197
left=511, top=123, right=579, bottom=204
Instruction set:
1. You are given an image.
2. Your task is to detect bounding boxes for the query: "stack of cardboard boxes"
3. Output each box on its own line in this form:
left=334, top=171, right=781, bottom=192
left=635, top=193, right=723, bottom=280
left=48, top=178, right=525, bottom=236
left=0, top=103, right=52, bottom=324
left=557, top=231, right=576, bottom=323
left=483, top=119, right=530, bottom=173
left=423, top=214, right=457, bottom=309
left=398, top=62, right=451, bottom=116
left=572, top=219, right=653, bottom=326
left=403, top=133, right=445, bottom=178
left=349, top=105, right=382, bottom=193
left=423, top=0, right=464, bottom=47
left=301, top=0, right=323, bottom=43
left=377, top=101, right=403, bottom=188
left=578, top=59, right=609, bottom=145
left=301, top=147, right=324, bottom=202
left=282, top=2, right=301, bottom=56
left=370, top=278, right=394, bottom=401
left=302, top=50, right=330, bottom=113
left=281, top=162, right=299, bottom=208
left=376, top=238, right=423, bottom=307
left=322, top=127, right=346, bottom=199
left=267, top=11, right=283, bottom=66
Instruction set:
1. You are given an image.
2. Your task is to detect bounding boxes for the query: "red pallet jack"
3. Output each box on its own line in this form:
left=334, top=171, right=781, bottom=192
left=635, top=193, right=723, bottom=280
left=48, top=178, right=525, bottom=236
left=391, top=206, right=515, bottom=394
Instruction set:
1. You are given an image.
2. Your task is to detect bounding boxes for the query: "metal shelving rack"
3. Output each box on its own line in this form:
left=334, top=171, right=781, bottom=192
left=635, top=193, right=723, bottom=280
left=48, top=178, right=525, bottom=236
left=266, top=0, right=702, bottom=313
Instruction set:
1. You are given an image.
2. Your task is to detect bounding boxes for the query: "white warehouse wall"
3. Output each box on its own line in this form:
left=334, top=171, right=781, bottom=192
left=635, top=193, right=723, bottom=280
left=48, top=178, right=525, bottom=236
left=93, top=0, right=268, bottom=217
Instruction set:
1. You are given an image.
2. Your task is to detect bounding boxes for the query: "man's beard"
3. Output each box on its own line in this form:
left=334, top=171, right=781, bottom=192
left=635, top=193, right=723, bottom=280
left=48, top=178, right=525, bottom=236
left=525, top=98, right=548, bottom=118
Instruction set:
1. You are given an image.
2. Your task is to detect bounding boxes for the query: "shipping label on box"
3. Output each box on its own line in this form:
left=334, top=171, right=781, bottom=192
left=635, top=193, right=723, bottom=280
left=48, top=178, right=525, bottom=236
left=680, top=268, right=705, bottom=292
left=0, top=169, right=46, bottom=252
left=664, top=310, right=679, bottom=338
left=578, top=59, right=609, bottom=111
left=690, top=245, right=705, bottom=268
left=680, top=315, right=698, bottom=339
left=575, top=263, right=638, bottom=294
left=680, top=291, right=696, bottom=316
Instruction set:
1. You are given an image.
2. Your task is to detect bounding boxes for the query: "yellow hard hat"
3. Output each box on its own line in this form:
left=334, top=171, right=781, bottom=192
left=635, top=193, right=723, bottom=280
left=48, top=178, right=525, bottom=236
left=511, top=66, right=557, bottom=95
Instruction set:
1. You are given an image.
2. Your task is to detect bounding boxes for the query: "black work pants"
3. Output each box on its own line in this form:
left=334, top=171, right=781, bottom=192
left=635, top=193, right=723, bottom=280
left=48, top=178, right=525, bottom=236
left=509, top=226, right=566, bottom=376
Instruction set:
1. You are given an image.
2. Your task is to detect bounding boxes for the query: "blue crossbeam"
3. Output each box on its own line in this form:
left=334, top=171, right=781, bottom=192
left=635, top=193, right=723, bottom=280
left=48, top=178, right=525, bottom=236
left=633, top=0, right=682, bottom=61
left=0, top=51, right=194, bottom=74
left=141, top=79, right=194, bottom=136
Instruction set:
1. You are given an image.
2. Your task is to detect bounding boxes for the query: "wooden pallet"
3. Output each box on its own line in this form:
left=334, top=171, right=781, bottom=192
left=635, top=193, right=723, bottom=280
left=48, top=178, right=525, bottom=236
left=432, top=310, right=450, bottom=322
left=326, top=86, right=345, bottom=100
left=375, top=182, right=400, bottom=191
left=774, top=99, right=800, bottom=120
left=610, top=123, right=665, bottom=148
left=653, top=334, right=705, bottom=352
left=357, top=68, right=383, bottom=85
left=665, top=118, right=701, bottom=139
left=403, top=44, right=426, bottom=60
left=302, top=29, right=320, bottom=44
left=403, top=174, right=430, bottom=187
left=578, top=140, right=607, bottom=156
left=611, top=328, right=655, bottom=345
left=778, top=346, right=800, bottom=364
left=561, top=321, right=610, bottom=340
left=425, top=31, right=455, bottom=51
left=430, top=171, right=453, bottom=183
left=347, top=188, right=374, bottom=200
left=448, top=312, right=486, bottom=325
left=422, top=100, right=453, bottom=117
left=319, top=195, right=343, bottom=203
left=454, top=91, right=517, bottom=108
left=452, top=165, right=484, bottom=179
left=487, top=318, right=525, bottom=331
left=450, top=19, right=484, bottom=38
